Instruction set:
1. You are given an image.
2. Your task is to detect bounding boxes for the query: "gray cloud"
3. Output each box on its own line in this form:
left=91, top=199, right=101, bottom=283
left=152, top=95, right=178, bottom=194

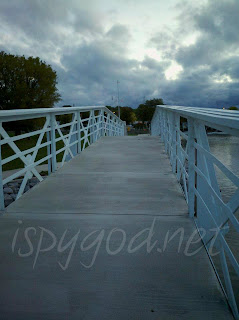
left=0, top=0, right=238, bottom=108
left=149, top=0, right=239, bottom=107
left=58, top=40, right=166, bottom=107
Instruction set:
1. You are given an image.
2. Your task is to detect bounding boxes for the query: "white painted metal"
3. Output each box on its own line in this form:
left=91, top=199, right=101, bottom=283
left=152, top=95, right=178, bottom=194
left=151, top=105, right=239, bottom=319
left=0, top=106, right=125, bottom=210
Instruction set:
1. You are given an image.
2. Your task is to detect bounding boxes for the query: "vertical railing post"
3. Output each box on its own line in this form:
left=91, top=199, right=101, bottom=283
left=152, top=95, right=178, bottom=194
left=160, top=110, right=164, bottom=141
left=166, top=112, right=170, bottom=153
left=165, top=110, right=168, bottom=149
left=50, top=113, right=57, bottom=173
left=168, top=112, right=174, bottom=158
left=117, top=119, right=119, bottom=136
left=90, top=110, right=94, bottom=144
left=112, top=118, right=115, bottom=136
left=158, top=108, right=161, bottom=136
left=164, top=111, right=168, bottom=153
left=188, top=117, right=195, bottom=217
left=104, top=112, right=107, bottom=136
left=115, top=119, right=117, bottom=136
left=194, top=121, right=224, bottom=226
left=161, top=110, right=164, bottom=142
left=109, top=115, right=112, bottom=136
left=123, top=121, right=126, bottom=136
left=106, top=113, right=110, bottom=136
left=160, top=109, right=163, bottom=138
left=157, top=108, right=161, bottom=136
left=77, top=111, right=81, bottom=154
left=46, top=126, right=52, bottom=176
left=93, top=111, right=97, bottom=141
left=171, top=113, right=177, bottom=174
left=116, top=119, right=119, bottom=136
left=0, top=130, right=5, bottom=211
left=101, top=110, right=104, bottom=137
left=111, top=117, right=113, bottom=136
left=175, top=114, right=181, bottom=179
left=162, top=110, right=167, bottom=146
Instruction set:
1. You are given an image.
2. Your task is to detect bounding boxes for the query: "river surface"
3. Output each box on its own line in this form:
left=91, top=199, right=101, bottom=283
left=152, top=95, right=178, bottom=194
left=207, top=135, right=239, bottom=303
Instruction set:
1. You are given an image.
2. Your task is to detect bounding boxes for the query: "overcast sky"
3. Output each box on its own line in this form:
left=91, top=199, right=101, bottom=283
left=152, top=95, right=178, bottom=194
left=0, top=0, right=239, bottom=108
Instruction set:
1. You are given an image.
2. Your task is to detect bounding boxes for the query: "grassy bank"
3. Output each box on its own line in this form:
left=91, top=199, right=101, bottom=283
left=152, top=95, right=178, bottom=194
left=1, top=133, right=88, bottom=171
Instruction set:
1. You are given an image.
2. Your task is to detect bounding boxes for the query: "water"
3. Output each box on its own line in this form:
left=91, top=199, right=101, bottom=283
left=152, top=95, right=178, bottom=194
left=207, top=134, right=239, bottom=303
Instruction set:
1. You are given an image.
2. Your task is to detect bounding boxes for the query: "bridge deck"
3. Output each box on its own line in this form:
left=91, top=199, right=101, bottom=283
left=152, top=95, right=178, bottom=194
left=0, top=136, right=233, bottom=319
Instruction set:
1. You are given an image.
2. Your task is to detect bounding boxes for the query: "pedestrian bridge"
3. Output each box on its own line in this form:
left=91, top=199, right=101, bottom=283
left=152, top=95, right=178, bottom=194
left=0, top=106, right=238, bottom=319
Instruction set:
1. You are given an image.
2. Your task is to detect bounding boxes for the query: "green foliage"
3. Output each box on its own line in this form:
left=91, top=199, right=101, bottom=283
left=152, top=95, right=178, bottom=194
left=0, top=51, right=61, bottom=110
left=105, top=106, right=136, bottom=124
left=106, top=106, right=118, bottom=116
left=136, top=98, right=164, bottom=123
left=145, top=98, right=164, bottom=107
left=228, top=106, right=238, bottom=110
left=120, top=106, right=136, bottom=124
left=106, top=99, right=164, bottom=124
left=0, top=51, right=61, bottom=133
left=5, top=118, right=47, bottom=135
left=58, top=114, right=73, bottom=125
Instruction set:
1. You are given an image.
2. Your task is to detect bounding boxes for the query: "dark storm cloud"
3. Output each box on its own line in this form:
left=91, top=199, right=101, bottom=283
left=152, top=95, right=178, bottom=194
left=149, top=0, right=239, bottom=107
left=0, top=0, right=160, bottom=107
left=149, top=29, right=179, bottom=59
left=0, top=0, right=102, bottom=41
left=0, top=0, right=238, bottom=108
left=176, top=0, right=239, bottom=72
left=58, top=32, right=167, bottom=107
left=215, top=57, right=239, bottom=81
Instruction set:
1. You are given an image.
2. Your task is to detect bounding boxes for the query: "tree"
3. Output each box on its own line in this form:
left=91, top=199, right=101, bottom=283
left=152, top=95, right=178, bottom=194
left=106, top=106, right=118, bottom=116
left=105, top=106, right=137, bottom=124
left=0, top=51, right=61, bottom=110
left=228, top=106, right=238, bottom=110
left=119, top=107, right=136, bottom=124
left=136, top=98, right=164, bottom=123
left=0, top=51, right=61, bottom=133
left=145, top=98, right=164, bottom=107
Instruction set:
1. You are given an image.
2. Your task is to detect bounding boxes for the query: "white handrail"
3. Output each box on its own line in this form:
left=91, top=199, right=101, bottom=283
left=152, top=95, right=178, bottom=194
left=0, top=106, right=126, bottom=210
left=151, top=105, right=239, bottom=319
left=0, top=106, right=124, bottom=122
left=155, top=105, right=239, bottom=133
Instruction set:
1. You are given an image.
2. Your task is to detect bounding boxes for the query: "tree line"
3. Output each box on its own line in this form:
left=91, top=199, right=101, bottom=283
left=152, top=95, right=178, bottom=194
left=106, top=98, right=164, bottom=125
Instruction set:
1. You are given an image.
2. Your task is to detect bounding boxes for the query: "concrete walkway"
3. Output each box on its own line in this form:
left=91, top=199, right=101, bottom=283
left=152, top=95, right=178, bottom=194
left=0, top=136, right=233, bottom=319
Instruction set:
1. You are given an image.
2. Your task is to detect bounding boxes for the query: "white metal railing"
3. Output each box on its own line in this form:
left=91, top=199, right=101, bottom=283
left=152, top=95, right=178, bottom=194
left=151, top=105, right=239, bottom=319
left=0, top=106, right=125, bottom=210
